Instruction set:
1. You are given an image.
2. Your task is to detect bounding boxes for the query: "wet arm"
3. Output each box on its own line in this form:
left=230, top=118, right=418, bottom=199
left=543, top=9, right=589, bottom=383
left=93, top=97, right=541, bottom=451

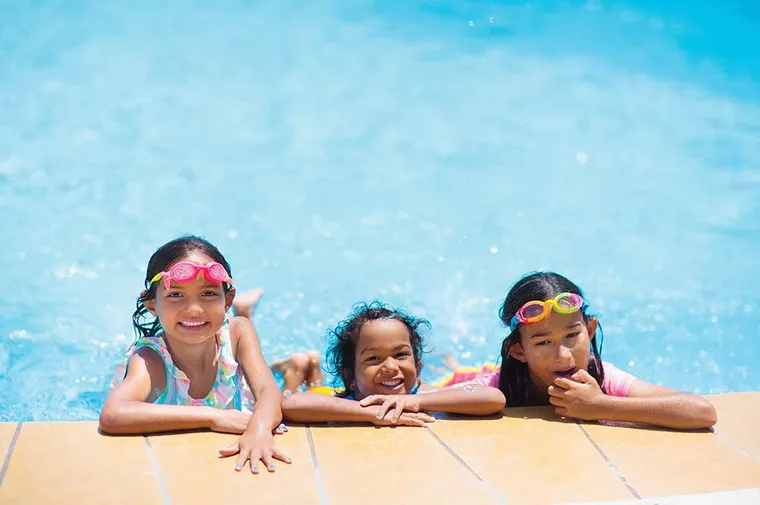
left=281, top=392, right=376, bottom=423
left=99, top=350, right=219, bottom=434
left=416, top=385, right=506, bottom=415
left=596, top=380, right=717, bottom=430
left=232, top=317, right=283, bottom=434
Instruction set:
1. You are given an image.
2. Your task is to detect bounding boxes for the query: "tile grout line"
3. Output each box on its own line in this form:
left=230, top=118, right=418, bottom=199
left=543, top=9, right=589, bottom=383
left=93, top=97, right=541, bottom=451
left=575, top=423, right=641, bottom=500
left=143, top=436, right=172, bottom=505
left=305, top=426, right=330, bottom=505
left=0, top=423, right=22, bottom=489
left=426, top=426, right=510, bottom=505
left=711, top=428, right=760, bottom=463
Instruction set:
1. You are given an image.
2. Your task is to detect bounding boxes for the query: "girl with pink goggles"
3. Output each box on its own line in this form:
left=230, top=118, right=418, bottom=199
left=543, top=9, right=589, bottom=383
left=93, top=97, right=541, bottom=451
left=147, top=261, right=234, bottom=290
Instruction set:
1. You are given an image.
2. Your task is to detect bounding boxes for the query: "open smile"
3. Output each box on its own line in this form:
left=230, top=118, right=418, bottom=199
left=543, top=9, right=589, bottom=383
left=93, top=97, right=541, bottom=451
left=178, top=320, right=210, bottom=330
left=376, top=378, right=404, bottom=390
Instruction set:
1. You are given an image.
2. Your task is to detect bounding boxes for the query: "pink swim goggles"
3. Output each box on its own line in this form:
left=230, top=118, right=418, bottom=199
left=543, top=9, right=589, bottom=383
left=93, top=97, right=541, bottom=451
left=147, top=261, right=233, bottom=290
left=509, top=292, right=588, bottom=331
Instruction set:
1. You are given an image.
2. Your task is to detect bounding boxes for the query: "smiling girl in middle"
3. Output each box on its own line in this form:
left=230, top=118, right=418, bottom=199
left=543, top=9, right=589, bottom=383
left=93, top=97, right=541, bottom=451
left=279, top=302, right=506, bottom=426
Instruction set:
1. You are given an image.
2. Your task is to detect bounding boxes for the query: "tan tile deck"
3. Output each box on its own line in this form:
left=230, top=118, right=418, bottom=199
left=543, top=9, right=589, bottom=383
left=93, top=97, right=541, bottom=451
left=582, top=420, right=760, bottom=498
left=428, top=408, right=635, bottom=505
left=0, top=424, right=18, bottom=467
left=0, top=393, right=758, bottom=505
left=309, top=424, right=500, bottom=505
left=148, top=426, right=320, bottom=505
left=708, top=392, right=760, bottom=459
left=0, top=422, right=164, bottom=505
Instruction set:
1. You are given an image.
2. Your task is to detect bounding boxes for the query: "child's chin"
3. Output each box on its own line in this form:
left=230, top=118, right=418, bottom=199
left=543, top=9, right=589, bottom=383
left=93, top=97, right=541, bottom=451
left=368, top=384, right=407, bottom=396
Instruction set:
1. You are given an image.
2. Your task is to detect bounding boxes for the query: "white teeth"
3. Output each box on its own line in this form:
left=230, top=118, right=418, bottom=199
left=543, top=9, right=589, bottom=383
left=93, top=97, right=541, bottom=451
left=181, top=321, right=206, bottom=327
left=380, top=380, right=402, bottom=387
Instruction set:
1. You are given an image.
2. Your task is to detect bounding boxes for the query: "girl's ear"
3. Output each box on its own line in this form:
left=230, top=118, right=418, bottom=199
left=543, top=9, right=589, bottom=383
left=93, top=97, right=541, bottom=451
left=508, top=342, right=528, bottom=363
left=142, top=291, right=158, bottom=316
left=587, top=317, right=598, bottom=341
left=225, top=286, right=236, bottom=312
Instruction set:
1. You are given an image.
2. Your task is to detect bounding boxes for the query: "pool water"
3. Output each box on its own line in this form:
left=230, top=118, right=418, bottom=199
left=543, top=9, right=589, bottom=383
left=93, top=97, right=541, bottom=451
left=1, top=0, right=759, bottom=421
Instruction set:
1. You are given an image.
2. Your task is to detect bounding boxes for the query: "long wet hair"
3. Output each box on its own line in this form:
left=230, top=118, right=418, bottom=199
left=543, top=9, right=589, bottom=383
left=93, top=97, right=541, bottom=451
left=497, top=271, right=605, bottom=406
left=131, top=235, right=233, bottom=340
left=325, top=301, right=430, bottom=397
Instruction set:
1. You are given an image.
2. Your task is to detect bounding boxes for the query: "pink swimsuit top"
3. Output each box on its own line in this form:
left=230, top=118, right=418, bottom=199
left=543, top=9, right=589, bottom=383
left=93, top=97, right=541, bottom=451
left=440, top=361, right=637, bottom=397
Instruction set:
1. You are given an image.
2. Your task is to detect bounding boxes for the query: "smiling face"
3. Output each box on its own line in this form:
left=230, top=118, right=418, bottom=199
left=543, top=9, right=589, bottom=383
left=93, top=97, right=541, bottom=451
left=144, top=251, right=235, bottom=346
left=351, top=318, right=421, bottom=400
left=509, top=310, right=597, bottom=391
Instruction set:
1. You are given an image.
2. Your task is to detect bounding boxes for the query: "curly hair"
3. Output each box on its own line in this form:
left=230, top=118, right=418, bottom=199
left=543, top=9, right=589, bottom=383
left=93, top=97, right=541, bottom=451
left=325, top=301, right=430, bottom=397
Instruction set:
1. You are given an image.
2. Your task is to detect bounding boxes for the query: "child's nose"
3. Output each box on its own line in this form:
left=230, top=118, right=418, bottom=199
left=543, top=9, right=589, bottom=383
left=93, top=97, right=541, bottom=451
left=557, top=344, right=574, bottom=364
left=380, top=357, right=399, bottom=372
left=184, top=297, right=205, bottom=314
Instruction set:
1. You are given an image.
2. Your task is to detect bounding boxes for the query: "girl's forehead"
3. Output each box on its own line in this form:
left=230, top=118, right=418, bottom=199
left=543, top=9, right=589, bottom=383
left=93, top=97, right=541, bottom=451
left=175, top=251, right=215, bottom=266
left=519, top=311, right=584, bottom=339
left=357, top=319, right=412, bottom=347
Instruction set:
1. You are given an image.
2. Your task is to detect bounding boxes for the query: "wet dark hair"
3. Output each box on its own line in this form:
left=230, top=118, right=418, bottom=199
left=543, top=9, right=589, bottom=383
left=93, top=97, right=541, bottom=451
left=325, top=301, right=430, bottom=397
left=131, top=235, right=233, bottom=340
left=497, top=271, right=605, bottom=406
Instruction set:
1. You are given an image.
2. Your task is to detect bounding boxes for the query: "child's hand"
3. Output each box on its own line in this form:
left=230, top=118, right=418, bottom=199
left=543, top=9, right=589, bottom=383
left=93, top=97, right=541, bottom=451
left=370, top=407, right=436, bottom=427
left=209, top=411, right=288, bottom=436
left=360, top=394, right=422, bottom=423
left=547, top=369, right=605, bottom=420
left=209, top=409, right=251, bottom=434
left=359, top=395, right=433, bottom=426
left=219, top=429, right=292, bottom=474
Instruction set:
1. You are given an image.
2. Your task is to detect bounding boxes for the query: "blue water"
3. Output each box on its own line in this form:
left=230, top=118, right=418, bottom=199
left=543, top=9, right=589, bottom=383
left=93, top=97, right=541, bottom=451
left=1, top=0, right=759, bottom=422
